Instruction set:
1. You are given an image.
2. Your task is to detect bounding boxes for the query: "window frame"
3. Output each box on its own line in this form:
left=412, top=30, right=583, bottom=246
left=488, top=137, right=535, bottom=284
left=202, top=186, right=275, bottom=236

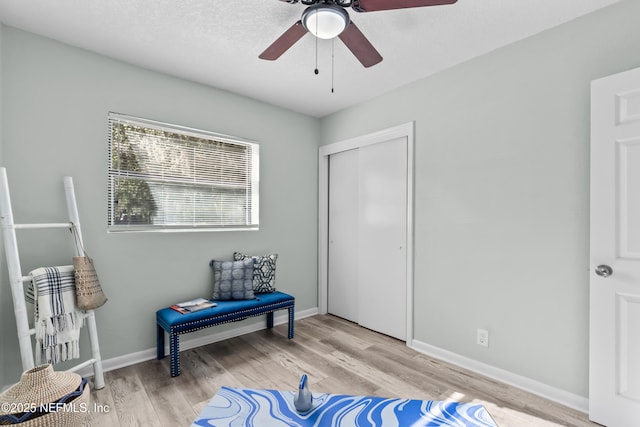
left=107, top=112, right=259, bottom=233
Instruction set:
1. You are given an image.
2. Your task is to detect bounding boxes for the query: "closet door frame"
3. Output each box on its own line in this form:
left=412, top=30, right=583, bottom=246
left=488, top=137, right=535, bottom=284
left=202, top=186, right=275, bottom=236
left=318, top=122, right=415, bottom=345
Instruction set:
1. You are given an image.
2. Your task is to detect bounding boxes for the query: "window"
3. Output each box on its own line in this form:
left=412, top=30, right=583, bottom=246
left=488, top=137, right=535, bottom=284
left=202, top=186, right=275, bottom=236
left=108, top=113, right=259, bottom=232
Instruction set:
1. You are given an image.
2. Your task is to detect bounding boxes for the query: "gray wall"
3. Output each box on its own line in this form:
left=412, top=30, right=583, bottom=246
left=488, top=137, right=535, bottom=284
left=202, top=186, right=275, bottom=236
left=2, top=0, right=639, bottom=401
left=320, top=0, right=640, bottom=398
left=0, top=26, right=319, bottom=386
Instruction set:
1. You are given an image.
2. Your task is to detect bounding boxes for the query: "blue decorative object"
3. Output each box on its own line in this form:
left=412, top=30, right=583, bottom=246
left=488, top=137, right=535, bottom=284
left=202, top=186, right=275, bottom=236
left=157, top=291, right=295, bottom=377
left=294, top=374, right=313, bottom=412
left=192, top=387, right=498, bottom=426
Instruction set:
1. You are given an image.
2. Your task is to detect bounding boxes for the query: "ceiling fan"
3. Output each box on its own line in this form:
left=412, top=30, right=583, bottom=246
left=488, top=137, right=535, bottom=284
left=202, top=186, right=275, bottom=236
left=259, top=0, right=458, bottom=68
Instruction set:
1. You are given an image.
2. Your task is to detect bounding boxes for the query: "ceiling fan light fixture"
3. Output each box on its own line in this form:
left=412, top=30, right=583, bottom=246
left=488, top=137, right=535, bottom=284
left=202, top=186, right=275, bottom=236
left=302, top=4, right=350, bottom=39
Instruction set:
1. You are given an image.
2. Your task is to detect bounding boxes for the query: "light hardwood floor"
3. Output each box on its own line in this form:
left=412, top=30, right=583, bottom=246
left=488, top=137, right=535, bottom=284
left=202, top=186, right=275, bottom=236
left=86, top=314, right=599, bottom=426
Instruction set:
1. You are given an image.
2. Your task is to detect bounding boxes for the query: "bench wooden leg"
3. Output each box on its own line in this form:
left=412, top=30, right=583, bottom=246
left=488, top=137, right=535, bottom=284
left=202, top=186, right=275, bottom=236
left=157, top=325, right=166, bottom=360
left=266, top=311, right=274, bottom=329
left=170, top=332, right=180, bottom=377
left=287, top=306, right=294, bottom=339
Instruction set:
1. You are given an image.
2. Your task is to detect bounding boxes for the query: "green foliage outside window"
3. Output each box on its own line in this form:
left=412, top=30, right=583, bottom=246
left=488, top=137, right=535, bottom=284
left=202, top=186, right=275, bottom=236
left=110, top=123, right=158, bottom=225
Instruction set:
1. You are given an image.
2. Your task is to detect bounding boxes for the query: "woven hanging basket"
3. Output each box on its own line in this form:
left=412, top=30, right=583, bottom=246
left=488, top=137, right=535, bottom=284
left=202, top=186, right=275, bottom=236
left=0, top=364, right=90, bottom=426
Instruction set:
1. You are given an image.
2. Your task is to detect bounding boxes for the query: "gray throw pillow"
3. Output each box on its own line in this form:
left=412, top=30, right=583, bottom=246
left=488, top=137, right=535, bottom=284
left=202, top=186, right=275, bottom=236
left=210, top=258, right=255, bottom=300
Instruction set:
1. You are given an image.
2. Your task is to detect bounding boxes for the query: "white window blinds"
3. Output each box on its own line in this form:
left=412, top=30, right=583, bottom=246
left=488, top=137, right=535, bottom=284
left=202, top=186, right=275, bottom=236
left=108, top=113, right=259, bottom=232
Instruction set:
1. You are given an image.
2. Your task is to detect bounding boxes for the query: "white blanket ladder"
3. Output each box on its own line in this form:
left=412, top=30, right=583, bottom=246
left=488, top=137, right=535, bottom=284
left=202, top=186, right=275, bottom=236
left=0, top=167, right=105, bottom=389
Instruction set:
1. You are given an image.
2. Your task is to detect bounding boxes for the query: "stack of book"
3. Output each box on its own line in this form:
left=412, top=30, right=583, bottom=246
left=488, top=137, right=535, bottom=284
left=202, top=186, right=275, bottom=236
left=170, top=298, right=217, bottom=314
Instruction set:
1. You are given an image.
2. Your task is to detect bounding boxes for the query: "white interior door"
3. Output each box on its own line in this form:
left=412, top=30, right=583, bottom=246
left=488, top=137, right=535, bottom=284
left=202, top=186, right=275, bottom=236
left=328, top=148, right=359, bottom=323
left=327, top=137, right=408, bottom=341
left=590, top=66, right=640, bottom=426
left=357, top=137, right=407, bottom=340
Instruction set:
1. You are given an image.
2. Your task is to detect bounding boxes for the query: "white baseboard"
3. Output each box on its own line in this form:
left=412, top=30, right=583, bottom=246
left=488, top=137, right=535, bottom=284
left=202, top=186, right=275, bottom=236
left=77, top=307, right=318, bottom=379
left=409, top=338, right=589, bottom=414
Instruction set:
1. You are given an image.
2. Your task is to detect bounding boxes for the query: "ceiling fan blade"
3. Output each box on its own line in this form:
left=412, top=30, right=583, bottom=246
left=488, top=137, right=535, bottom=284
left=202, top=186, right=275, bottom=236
left=259, top=21, right=308, bottom=61
left=338, top=22, right=383, bottom=68
left=353, top=0, right=457, bottom=12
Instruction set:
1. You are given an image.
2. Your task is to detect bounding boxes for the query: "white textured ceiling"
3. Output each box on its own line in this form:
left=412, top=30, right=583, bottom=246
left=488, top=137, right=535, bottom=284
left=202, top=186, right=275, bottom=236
left=0, top=0, right=619, bottom=117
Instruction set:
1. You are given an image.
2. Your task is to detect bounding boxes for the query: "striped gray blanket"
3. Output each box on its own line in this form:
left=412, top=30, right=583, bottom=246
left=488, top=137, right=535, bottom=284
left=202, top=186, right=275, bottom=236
left=27, top=266, right=84, bottom=364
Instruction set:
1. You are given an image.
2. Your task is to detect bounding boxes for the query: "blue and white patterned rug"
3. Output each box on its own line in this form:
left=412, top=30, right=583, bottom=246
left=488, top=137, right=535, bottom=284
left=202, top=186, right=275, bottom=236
left=192, top=387, right=498, bottom=426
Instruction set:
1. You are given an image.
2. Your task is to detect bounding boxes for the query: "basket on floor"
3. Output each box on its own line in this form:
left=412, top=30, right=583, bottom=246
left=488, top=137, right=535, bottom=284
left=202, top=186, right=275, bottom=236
left=0, top=364, right=90, bottom=426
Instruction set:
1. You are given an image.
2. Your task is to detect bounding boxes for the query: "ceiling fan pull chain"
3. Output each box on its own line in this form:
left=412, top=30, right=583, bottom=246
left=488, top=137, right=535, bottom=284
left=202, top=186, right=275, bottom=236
left=331, top=38, right=335, bottom=93
left=314, top=13, right=319, bottom=75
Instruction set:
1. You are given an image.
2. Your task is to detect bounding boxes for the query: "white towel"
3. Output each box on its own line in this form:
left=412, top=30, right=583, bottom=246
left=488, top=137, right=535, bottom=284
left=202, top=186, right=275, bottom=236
left=28, top=266, right=84, bottom=364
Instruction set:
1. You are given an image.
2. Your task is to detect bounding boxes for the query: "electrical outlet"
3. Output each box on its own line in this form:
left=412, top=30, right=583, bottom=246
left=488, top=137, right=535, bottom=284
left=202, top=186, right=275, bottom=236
left=477, top=328, right=489, bottom=347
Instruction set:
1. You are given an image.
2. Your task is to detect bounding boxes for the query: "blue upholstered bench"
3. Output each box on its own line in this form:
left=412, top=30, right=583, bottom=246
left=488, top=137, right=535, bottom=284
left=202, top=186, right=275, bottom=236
left=156, top=291, right=295, bottom=377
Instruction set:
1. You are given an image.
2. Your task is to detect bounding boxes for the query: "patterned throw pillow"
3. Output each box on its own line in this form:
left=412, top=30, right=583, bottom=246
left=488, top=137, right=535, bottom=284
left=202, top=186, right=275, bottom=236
left=210, top=258, right=255, bottom=300
left=233, top=252, right=277, bottom=293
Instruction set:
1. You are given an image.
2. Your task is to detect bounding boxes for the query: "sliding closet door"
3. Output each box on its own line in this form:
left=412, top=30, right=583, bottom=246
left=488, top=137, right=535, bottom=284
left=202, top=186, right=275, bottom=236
left=357, top=137, right=407, bottom=340
left=328, top=148, right=359, bottom=323
left=327, top=137, right=407, bottom=340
